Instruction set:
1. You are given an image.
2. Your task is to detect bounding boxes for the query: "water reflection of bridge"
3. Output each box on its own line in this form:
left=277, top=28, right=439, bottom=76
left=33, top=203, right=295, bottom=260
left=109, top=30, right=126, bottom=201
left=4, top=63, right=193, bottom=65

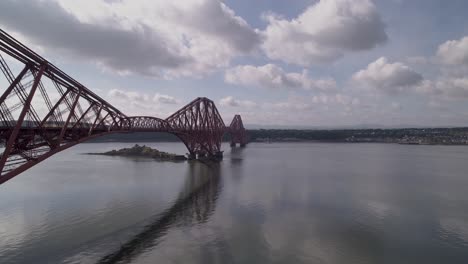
left=98, top=161, right=222, bottom=264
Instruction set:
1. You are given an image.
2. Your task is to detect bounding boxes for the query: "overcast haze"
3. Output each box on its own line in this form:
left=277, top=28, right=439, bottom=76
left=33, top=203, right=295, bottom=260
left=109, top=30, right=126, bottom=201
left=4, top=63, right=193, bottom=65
left=1, top=0, right=468, bottom=128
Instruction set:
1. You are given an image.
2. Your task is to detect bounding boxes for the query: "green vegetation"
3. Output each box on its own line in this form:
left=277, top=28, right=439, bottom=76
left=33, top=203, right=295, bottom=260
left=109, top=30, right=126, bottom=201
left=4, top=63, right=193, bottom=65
left=248, top=128, right=468, bottom=145
left=86, top=144, right=187, bottom=161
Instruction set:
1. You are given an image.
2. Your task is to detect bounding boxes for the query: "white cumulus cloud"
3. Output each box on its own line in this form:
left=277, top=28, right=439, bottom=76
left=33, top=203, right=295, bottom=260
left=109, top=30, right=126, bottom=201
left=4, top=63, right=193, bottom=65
left=261, top=0, right=387, bottom=65
left=416, top=78, right=468, bottom=99
left=352, top=57, right=423, bottom=95
left=219, top=96, right=257, bottom=108
left=153, top=93, right=179, bottom=104
left=0, top=0, right=261, bottom=78
left=436, top=36, right=468, bottom=65
left=225, top=64, right=336, bottom=91
left=107, top=89, right=181, bottom=117
left=108, top=89, right=150, bottom=103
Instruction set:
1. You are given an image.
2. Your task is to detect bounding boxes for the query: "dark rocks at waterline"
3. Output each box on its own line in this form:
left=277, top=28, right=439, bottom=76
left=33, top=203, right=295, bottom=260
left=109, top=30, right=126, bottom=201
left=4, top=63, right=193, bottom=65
left=85, top=144, right=187, bottom=161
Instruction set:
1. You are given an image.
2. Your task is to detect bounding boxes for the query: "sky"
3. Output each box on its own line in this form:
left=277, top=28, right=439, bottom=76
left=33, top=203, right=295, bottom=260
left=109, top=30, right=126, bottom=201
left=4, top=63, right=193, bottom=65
left=1, top=0, right=468, bottom=128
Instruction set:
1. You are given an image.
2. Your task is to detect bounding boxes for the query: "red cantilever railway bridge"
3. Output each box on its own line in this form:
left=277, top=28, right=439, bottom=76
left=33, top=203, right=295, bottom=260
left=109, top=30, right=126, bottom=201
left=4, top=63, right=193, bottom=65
left=0, top=29, right=247, bottom=185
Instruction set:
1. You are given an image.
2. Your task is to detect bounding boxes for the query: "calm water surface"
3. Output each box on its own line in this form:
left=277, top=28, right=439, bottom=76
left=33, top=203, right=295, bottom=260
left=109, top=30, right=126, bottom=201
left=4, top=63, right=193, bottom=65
left=1, top=142, right=468, bottom=263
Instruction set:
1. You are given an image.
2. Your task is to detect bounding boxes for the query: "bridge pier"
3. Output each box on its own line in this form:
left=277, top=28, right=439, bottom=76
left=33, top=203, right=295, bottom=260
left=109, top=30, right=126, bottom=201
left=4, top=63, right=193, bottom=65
left=227, top=114, right=247, bottom=149
left=211, top=151, right=224, bottom=161
left=230, top=142, right=246, bottom=148
left=186, top=151, right=223, bottom=161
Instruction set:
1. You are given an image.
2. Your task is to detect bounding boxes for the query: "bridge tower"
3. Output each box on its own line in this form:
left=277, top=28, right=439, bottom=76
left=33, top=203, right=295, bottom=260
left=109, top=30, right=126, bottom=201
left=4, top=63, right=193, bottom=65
left=165, top=97, right=226, bottom=160
left=228, top=114, right=247, bottom=147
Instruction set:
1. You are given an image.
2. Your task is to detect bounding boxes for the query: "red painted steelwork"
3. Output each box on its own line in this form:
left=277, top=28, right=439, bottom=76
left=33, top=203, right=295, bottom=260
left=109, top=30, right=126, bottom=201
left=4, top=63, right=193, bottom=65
left=166, top=97, right=226, bottom=157
left=228, top=114, right=247, bottom=147
left=0, top=28, right=247, bottom=185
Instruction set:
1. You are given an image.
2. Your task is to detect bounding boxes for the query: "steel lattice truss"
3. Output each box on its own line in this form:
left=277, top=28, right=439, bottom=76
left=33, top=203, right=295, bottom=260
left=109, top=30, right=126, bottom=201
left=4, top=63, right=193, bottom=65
left=228, top=115, right=247, bottom=147
left=0, top=28, right=247, bottom=185
left=166, top=98, right=226, bottom=157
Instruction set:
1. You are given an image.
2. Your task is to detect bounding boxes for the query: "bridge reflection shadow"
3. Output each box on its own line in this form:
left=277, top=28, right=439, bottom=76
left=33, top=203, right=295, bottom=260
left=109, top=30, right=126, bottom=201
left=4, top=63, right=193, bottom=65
left=98, top=161, right=222, bottom=264
left=230, top=145, right=245, bottom=161
left=229, top=147, right=245, bottom=182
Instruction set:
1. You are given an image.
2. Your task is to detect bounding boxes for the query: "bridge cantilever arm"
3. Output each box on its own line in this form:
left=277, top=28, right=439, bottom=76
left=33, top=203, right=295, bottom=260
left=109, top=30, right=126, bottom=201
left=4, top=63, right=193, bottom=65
left=0, top=64, right=30, bottom=103
left=39, top=89, right=71, bottom=127
left=0, top=64, right=46, bottom=175
left=57, top=88, right=82, bottom=146
left=69, top=102, right=95, bottom=130
left=88, top=104, right=104, bottom=136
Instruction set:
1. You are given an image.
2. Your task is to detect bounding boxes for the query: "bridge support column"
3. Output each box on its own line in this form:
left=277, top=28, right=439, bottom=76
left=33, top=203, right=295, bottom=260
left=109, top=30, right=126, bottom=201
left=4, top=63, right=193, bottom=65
left=227, top=114, right=247, bottom=149
left=207, top=151, right=223, bottom=161
left=231, top=141, right=246, bottom=147
left=214, top=151, right=223, bottom=160
left=187, top=153, right=196, bottom=160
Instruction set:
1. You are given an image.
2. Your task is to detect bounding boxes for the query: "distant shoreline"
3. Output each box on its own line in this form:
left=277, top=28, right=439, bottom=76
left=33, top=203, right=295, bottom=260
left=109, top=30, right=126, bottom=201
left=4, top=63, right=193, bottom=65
left=82, top=139, right=468, bottom=146
left=83, top=127, right=468, bottom=146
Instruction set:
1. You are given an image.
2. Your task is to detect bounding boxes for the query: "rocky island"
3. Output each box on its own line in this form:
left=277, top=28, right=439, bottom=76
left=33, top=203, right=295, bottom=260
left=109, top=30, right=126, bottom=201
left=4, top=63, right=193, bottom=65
left=86, top=144, right=187, bottom=161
